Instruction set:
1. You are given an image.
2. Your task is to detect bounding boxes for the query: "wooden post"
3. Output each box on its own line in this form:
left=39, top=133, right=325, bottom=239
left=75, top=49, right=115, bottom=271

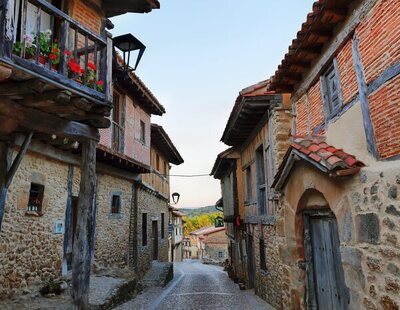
left=0, top=141, right=12, bottom=233
left=72, top=139, right=97, bottom=309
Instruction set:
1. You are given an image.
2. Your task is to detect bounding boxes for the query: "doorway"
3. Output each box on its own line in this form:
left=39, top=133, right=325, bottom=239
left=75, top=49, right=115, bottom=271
left=152, top=221, right=158, bottom=260
left=246, top=234, right=255, bottom=289
left=303, top=210, right=349, bottom=309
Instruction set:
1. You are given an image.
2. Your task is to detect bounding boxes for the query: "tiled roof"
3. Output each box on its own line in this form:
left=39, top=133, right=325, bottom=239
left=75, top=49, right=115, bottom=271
left=272, top=135, right=365, bottom=190
left=221, top=80, right=282, bottom=146
left=151, top=124, right=184, bottom=165
left=269, top=0, right=355, bottom=92
left=190, top=226, right=225, bottom=236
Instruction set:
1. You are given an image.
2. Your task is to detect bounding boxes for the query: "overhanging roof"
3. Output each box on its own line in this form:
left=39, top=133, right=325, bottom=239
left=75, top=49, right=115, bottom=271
left=269, top=0, right=355, bottom=92
left=97, top=144, right=150, bottom=174
left=210, top=148, right=238, bottom=179
left=103, top=0, right=160, bottom=17
left=221, top=81, right=282, bottom=146
left=272, top=136, right=365, bottom=190
left=151, top=124, right=184, bottom=165
left=113, top=58, right=166, bottom=116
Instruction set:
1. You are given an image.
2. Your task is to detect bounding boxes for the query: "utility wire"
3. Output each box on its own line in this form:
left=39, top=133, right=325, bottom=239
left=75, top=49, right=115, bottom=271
left=166, top=174, right=211, bottom=178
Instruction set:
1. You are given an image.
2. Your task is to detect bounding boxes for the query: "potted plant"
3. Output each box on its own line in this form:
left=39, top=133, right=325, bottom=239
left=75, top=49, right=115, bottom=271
left=48, top=42, right=61, bottom=71
left=68, top=58, right=83, bottom=83
left=36, top=29, right=52, bottom=66
left=96, top=80, right=104, bottom=92
left=13, top=34, right=36, bottom=59
left=85, top=61, right=97, bottom=88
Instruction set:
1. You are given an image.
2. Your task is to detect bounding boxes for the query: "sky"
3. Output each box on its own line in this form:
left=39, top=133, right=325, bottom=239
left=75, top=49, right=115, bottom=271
left=111, top=0, right=315, bottom=209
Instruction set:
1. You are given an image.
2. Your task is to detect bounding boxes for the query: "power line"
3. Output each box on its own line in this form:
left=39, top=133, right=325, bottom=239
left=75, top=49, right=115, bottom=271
left=167, top=174, right=211, bottom=178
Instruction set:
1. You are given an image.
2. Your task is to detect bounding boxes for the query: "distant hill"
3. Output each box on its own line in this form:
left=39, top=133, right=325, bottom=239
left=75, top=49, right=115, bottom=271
left=180, top=205, right=220, bottom=218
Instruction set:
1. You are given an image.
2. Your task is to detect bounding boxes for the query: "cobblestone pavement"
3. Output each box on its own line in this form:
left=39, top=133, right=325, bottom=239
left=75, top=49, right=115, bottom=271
left=117, top=259, right=275, bottom=310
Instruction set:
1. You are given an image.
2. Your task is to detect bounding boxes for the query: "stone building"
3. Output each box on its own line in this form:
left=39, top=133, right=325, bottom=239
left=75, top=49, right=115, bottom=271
left=268, top=0, right=400, bottom=308
left=202, top=227, right=229, bottom=263
left=134, top=124, right=184, bottom=276
left=0, top=0, right=171, bottom=302
left=211, top=80, right=292, bottom=308
left=169, top=207, right=185, bottom=262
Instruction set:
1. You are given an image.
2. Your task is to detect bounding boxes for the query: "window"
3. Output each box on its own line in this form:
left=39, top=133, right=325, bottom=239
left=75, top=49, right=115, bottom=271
left=142, top=213, right=148, bottom=246
left=218, top=251, right=224, bottom=259
left=156, top=154, right=160, bottom=172
left=112, top=94, right=124, bottom=152
left=260, top=239, right=267, bottom=271
left=245, top=166, right=252, bottom=201
left=176, top=228, right=178, bottom=236
left=140, top=121, right=146, bottom=144
left=322, top=64, right=341, bottom=116
left=28, top=183, right=44, bottom=212
left=111, top=194, right=121, bottom=214
left=256, top=146, right=267, bottom=215
left=161, top=213, right=165, bottom=239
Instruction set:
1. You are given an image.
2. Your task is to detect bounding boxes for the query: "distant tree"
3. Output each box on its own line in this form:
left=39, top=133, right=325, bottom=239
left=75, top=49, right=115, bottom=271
left=183, top=212, right=223, bottom=236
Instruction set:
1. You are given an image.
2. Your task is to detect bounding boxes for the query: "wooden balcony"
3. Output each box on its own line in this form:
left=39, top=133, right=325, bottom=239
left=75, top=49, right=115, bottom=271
left=0, top=0, right=113, bottom=131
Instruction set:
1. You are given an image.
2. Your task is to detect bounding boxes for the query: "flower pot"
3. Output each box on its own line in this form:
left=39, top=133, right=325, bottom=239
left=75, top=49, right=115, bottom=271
left=38, top=55, right=47, bottom=66
left=51, top=64, right=59, bottom=72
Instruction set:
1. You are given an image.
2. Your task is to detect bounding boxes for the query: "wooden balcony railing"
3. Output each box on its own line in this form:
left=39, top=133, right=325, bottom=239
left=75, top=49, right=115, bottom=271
left=0, top=0, right=112, bottom=104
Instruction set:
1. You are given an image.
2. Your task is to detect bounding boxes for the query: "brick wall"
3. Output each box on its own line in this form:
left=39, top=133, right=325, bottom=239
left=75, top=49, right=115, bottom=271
left=368, top=75, right=400, bottom=158
left=357, top=0, right=400, bottom=85
left=336, top=39, right=358, bottom=104
left=307, top=81, right=324, bottom=133
left=293, top=0, right=400, bottom=159
left=69, top=0, right=103, bottom=34
left=295, top=94, right=308, bottom=135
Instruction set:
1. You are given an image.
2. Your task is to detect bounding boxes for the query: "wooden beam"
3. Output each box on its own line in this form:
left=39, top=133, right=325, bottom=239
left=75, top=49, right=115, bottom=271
left=72, top=139, right=97, bottom=309
left=0, top=141, right=12, bottom=233
left=5, top=132, right=33, bottom=188
left=0, top=99, right=100, bottom=141
left=0, top=79, right=49, bottom=96
left=20, top=90, right=72, bottom=108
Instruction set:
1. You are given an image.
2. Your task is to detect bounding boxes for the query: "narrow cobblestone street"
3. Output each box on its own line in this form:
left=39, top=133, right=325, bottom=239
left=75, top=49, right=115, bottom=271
left=117, top=260, right=274, bottom=310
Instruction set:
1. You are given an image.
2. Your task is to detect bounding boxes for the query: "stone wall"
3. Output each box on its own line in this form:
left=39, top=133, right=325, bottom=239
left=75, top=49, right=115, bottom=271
left=279, top=161, right=400, bottom=309
left=250, top=223, right=283, bottom=309
left=135, top=185, right=169, bottom=277
left=0, top=151, right=69, bottom=299
left=94, top=173, right=133, bottom=268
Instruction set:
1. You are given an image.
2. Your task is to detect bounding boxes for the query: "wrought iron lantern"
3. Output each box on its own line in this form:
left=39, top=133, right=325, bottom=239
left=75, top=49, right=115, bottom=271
left=171, top=192, right=180, bottom=204
left=113, top=33, right=146, bottom=72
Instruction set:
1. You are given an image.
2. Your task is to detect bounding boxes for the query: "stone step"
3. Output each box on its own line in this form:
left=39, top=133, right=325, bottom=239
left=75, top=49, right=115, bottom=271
left=142, top=261, right=173, bottom=288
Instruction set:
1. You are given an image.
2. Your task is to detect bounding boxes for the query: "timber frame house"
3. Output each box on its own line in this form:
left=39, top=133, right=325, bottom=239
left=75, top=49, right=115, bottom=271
left=0, top=0, right=159, bottom=308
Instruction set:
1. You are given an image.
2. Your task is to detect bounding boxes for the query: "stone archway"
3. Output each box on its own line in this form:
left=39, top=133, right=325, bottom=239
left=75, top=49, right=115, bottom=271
left=285, top=189, right=349, bottom=309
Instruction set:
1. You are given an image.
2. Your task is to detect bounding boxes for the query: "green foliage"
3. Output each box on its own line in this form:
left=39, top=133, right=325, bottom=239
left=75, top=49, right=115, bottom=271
left=183, top=212, right=222, bottom=237
left=180, top=205, right=218, bottom=217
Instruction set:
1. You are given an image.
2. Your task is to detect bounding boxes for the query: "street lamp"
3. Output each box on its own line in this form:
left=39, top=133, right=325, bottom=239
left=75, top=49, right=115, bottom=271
left=113, top=33, right=146, bottom=72
left=172, top=192, right=180, bottom=204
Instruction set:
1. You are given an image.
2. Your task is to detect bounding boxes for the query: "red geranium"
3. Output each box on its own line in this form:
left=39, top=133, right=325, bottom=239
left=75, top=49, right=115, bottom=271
left=68, top=58, right=83, bottom=75
left=64, top=50, right=71, bottom=56
left=88, top=62, right=96, bottom=71
left=97, top=80, right=104, bottom=92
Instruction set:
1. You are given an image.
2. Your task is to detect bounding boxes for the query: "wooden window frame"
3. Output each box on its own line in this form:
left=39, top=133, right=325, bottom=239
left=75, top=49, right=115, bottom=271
left=244, top=166, right=252, bottom=202
left=256, top=145, right=267, bottom=215
left=111, top=93, right=124, bottom=153
left=320, top=60, right=343, bottom=120
left=140, top=120, right=146, bottom=144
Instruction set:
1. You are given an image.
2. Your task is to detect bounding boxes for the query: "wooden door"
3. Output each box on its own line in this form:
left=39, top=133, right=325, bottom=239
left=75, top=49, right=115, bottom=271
left=152, top=221, right=158, bottom=260
left=246, top=235, right=255, bottom=289
left=305, top=211, right=349, bottom=309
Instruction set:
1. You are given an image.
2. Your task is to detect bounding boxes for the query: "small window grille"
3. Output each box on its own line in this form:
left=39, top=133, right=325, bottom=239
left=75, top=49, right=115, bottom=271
left=111, top=195, right=121, bottom=214
left=28, top=183, right=44, bottom=212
